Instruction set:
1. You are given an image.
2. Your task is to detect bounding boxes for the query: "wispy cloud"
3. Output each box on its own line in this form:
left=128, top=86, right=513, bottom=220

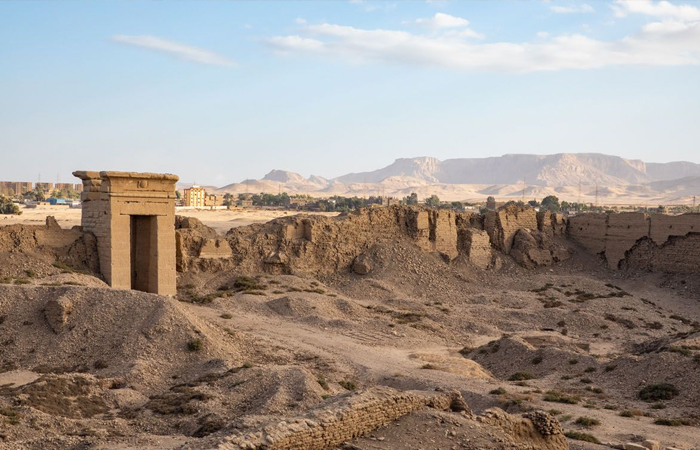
left=613, top=0, right=700, bottom=21
left=550, top=4, right=594, bottom=14
left=112, top=35, right=235, bottom=67
left=263, top=13, right=700, bottom=72
left=413, top=12, right=469, bottom=29
left=407, top=13, right=484, bottom=38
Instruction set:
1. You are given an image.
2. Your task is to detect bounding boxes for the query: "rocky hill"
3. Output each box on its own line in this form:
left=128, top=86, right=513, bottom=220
left=210, top=153, right=700, bottom=204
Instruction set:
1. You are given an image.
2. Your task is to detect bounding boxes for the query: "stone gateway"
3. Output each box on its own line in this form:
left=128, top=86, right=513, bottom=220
left=73, top=171, right=178, bottom=295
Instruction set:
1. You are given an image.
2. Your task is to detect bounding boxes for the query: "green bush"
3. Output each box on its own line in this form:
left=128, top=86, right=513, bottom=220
left=338, top=380, right=356, bottom=391
left=232, top=276, right=266, bottom=292
left=564, top=431, right=600, bottom=443
left=0, top=195, right=21, bottom=215
left=639, top=383, right=678, bottom=402
left=575, top=416, right=600, bottom=427
left=187, top=339, right=203, bottom=352
left=543, top=390, right=580, bottom=404
left=654, top=418, right=689, bottom=426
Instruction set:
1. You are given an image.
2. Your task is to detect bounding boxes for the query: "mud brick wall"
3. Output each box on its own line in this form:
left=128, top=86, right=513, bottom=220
left=211, top=388, right=453, bottom=450
left=461, top=229, right=492, bottom=269
left=485, top=204, right=538, bottom=254
left=568, top=212, right=700, bottom=273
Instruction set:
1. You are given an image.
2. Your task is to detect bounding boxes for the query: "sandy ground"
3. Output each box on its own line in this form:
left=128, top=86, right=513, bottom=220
left=1, top=205, right=337, bottom=234
left=1, top=208, right=699, bottom=450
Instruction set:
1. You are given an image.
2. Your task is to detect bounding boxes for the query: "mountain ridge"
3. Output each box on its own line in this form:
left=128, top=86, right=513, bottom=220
left=209, top=153, right=700, bottom=204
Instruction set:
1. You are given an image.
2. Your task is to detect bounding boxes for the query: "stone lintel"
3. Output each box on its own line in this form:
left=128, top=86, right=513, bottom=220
left=99, top=171, right=179, bottom=182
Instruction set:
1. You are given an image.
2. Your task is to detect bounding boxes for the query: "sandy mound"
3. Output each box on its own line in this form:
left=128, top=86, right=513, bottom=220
left=0, top=285, right=246, bottom=392
left=467, top=336, right=598, bottom=381
left=266, top=294, right=367, bottom=321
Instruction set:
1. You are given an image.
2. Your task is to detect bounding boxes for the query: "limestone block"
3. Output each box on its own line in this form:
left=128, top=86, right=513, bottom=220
left=44, top=296, right=73, bottom=334
left=643, top=440, right=660, bottom=450
left=625, top=444, right=648, bottom=450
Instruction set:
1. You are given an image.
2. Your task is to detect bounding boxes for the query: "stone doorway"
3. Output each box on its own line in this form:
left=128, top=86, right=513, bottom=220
left=130, top=215, right=157, bottom=292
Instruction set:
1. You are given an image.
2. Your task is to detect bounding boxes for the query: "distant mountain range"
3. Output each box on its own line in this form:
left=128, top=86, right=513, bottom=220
left=203, top=153, right=700, bottom=205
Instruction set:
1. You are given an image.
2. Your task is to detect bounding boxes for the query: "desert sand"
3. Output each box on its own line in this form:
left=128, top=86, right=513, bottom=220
left=0, top=205, right=698, bottom=450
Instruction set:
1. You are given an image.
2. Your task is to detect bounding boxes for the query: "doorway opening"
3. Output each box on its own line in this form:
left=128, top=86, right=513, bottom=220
left=130, top=215, right=157, bottom=292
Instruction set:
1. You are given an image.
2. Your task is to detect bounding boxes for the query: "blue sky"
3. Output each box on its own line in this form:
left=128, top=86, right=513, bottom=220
left=1, top=0, right=700, bottom=186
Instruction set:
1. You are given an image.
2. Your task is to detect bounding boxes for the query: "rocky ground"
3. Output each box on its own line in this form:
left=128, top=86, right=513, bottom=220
left=0, top=212, right=699, bottom=450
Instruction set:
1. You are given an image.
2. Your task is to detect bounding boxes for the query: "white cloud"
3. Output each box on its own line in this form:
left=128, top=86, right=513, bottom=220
left=550, top=4, right=594, bottom=14
left=112, top=35, right=235, bottom=67
left=414, top=12, right=470, bottom=29
left=262, top=19, right=700, bottom=72
left=613, top=0, right=700, bottom=21
left=296, top=18, right=307, bottom=24
left=537, top=31, right=550, bottom=38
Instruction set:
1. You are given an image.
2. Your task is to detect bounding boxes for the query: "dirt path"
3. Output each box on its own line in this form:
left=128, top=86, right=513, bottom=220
left=188, top=303, right=700, bottom=449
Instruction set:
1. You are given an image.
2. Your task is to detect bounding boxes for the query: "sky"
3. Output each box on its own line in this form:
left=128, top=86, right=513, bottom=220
left=1, top=0, right=700, bottom=186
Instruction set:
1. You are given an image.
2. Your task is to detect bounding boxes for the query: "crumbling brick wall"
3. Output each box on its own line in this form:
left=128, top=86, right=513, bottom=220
left=211, top=387, right=453, bottom=450
left=484, top=203, right=538, bottom=254
left=568, top=212, right=700, bottom=272
left=0, top=217, right=99, bottom=275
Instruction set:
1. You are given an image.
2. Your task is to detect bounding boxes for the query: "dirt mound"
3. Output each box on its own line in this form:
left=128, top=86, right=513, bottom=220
left=467, top=336, right=597, bottom=381
left=266, top=295, right=367, bottom=322
left=0, top=285, right=246, bottom=392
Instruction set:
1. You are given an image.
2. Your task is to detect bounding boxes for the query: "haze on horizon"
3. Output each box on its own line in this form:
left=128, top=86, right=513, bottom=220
left=2, top=0, right=700, bottom=186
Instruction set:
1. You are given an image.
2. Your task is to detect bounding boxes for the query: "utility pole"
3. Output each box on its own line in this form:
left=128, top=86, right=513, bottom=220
left=595, top=184, right=599, bottom=209
left=522, top=177, right=526, bottom=203
left=693, top=195, right=697, bottom=211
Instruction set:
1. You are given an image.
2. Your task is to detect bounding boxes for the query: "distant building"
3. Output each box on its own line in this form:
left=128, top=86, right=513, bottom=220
left=285, top=197, right=310, bottom=210
left=35, top=182, right=54, bottom=192
left=183, top=185, right=206, bottom=207
left=205, top=194, right=223, bottom=207
left=0, top=181, right=32, bottom=196
left=54, top=183, right=74, bottom=192
left=382, top=197, right=399, bottom=207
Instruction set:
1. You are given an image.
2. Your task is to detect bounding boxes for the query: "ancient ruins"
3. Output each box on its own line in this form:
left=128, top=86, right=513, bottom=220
left=73, top=171, right=179, bottom=295
left=1, top=190, right=700, bottom=450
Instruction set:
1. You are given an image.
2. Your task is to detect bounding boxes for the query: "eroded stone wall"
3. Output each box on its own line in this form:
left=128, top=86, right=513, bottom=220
left=210, top=388, right=454, bottom=450
left=177, top=204, right=568, bottom=275
left=568, top=212, right=700, bottom=272
left=0, top=217, right=99, bottom=274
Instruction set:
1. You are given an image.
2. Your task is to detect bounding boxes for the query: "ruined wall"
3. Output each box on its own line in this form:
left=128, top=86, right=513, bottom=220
left=211, top=388, right=454, bottom=450
left=567, top=213, right=608, bottom=256
left=178, top=204, right=568, bottom=275
left=0, top=217, right=99, bottom=274
left=485, top=204, right=538, bottom=254
left=201, top=387, right=566, bottom=450
left=569, top=212, right=700, bottom=273
left=460, top=229, right=492, bottom=270
left=537, top=211, right=567, bottom=237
